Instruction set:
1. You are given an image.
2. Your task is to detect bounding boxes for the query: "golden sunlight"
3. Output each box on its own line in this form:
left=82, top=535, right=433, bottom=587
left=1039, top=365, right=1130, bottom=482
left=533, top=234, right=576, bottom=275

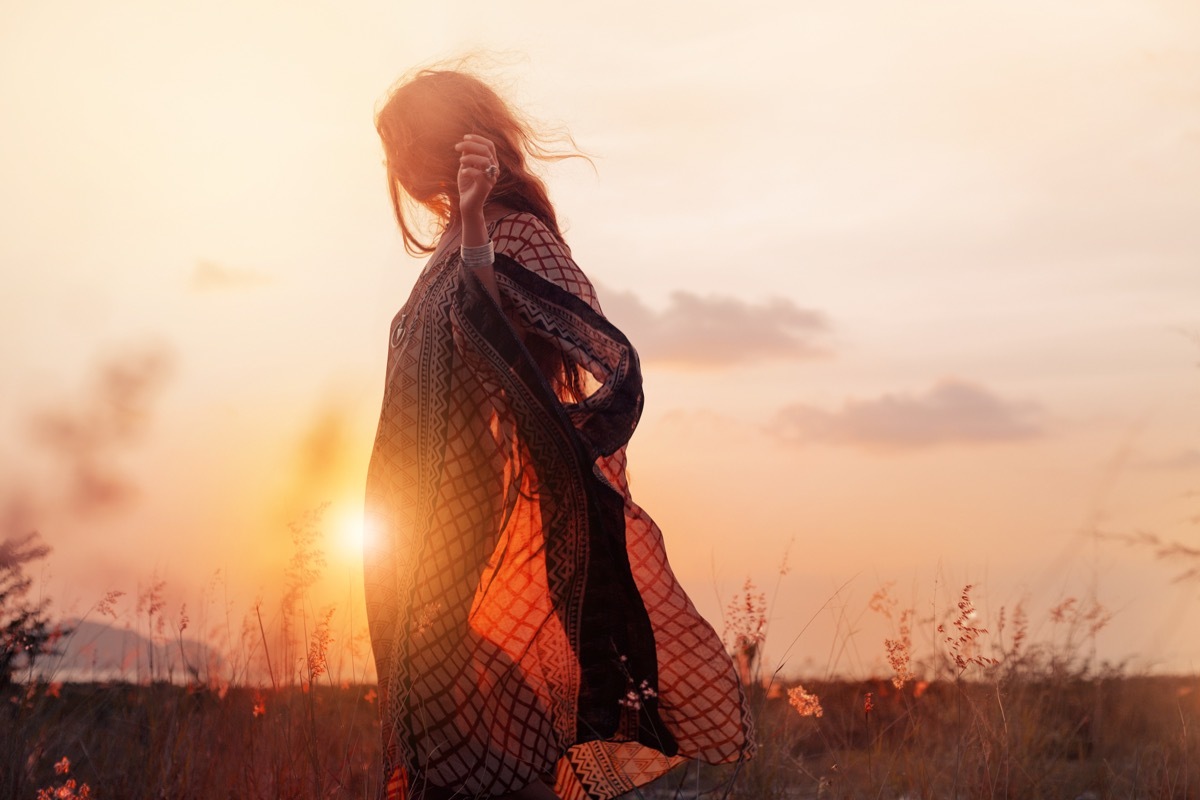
left=336, top=506, right=367, bottom=557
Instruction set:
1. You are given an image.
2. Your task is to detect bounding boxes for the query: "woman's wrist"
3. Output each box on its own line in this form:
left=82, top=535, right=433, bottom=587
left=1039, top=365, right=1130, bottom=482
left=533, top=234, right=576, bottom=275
left=459, top=205, right=492, bottom=267
left=460, top=207, right=488, bottom=248
left=461, top=240, right=494, bottom=268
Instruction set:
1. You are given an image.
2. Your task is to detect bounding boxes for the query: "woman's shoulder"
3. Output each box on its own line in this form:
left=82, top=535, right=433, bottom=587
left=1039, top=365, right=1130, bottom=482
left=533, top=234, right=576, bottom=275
left=490, top=211, right=567, bottom=255
left=488, top=212, right=599, bottom=311
left=490, top=211, right=575, bottom=277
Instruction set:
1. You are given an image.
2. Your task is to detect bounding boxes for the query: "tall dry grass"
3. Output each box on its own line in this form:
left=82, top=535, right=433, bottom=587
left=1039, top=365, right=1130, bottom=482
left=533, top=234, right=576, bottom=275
left=3, top=512, right=1198, bottom=799
left=700, top=578, right=1198, bottom=800
left=2, top=505, right=380, bottom=800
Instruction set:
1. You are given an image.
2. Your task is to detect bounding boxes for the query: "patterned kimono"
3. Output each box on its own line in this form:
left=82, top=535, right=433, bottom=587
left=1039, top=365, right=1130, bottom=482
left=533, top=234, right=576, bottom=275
left=363, top=213, right=753, bottom=800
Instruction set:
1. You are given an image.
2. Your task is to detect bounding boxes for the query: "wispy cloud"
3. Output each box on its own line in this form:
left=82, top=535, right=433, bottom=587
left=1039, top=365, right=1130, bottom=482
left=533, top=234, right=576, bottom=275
left=274, top=402, right=358, bottom=523
left=599, top=286, right=830, bottom=368
left=770, top=379, right=1043, bottom=450
left=1139, top=447, right=1200, bottom=471
left=190, top=260, right=272, bottom=291
left=29, top=345, right=173, bottom=512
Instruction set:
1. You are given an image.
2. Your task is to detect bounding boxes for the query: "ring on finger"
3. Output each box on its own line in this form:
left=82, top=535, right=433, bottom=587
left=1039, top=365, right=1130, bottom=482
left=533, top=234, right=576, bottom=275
left=485, top=164, right=498, bottom=179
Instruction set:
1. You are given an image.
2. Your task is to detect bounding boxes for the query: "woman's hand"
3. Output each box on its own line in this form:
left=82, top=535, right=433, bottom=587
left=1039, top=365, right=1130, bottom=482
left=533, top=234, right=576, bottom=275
left=455, top=133, right=499, bottom=226
left=455, top=133, right=502, bottom=306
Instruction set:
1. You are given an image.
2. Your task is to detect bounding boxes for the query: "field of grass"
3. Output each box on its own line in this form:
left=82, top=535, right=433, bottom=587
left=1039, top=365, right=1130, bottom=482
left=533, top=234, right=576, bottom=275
left=5, top=513, right=1198, bottom=799
left=4, top=585, right=1197, bottom=799
left=4, top=669, right=1197, bottom=799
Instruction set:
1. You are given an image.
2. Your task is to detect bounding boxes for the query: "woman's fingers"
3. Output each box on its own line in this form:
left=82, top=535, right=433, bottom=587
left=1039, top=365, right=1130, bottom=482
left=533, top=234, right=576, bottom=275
left=454, top=137, right=494, bottom=158
left=461, top=133, right=495, bottom=151
left=469, top=133, right=498, bottom=164
left=456, top=135, right=499, bottom=169
left=454, top=142, right=490, bottom=158
left=458, top=153, right=494, bottom=171
left=456, top=134, right=499, bottom=215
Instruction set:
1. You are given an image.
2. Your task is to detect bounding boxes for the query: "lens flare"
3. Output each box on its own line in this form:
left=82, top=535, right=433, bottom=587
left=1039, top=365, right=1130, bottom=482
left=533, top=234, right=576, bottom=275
left=338, top=509, right=367, bottom=556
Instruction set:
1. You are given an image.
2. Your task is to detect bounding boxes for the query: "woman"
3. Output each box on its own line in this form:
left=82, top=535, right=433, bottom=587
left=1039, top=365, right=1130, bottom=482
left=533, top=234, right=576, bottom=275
left=363, top=68, right=754, bottom=800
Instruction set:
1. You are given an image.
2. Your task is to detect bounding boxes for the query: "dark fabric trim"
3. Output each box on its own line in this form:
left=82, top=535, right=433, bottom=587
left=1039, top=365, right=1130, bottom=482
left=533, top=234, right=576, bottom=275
left=453, top=258, right=677, bottom=757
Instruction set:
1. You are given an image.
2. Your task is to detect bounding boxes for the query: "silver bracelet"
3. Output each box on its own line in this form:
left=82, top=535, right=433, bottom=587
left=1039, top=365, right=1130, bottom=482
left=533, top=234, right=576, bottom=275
left=460, top=240, right=495, bottom=269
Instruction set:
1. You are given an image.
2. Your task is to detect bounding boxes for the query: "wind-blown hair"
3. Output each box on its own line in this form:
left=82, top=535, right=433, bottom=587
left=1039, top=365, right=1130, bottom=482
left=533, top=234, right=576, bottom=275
left=375, top=68, right=583, bottom=256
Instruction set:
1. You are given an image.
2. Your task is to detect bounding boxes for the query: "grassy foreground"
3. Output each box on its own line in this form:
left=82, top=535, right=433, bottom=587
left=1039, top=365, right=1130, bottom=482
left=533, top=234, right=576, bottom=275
left=5, top=510, right=1197, bottom=798
left=3, top=671, right=1197, bottom=800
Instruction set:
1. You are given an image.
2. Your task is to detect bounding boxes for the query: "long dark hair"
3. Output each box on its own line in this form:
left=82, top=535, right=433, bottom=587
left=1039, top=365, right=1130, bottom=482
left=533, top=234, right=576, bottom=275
left=376, top=67, right=591, bottom=402
left=375, top=68, right=582, bottom=256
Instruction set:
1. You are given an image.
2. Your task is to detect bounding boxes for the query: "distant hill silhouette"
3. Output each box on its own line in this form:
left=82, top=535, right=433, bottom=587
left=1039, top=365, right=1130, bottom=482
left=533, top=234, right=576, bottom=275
left=30, top=618, right=224, bottom=683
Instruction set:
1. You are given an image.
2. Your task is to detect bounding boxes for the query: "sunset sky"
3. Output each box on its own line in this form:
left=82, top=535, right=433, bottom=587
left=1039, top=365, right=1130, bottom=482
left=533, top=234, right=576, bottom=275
left=2, top=0, right=1199, bottom=678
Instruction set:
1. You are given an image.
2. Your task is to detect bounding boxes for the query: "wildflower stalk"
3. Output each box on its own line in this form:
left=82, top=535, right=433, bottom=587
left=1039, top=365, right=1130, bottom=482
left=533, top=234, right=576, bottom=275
left=864, top=691, right=874, bottom=787
left=255, top=603, right=278, bottom=693
left=175, top=604, right=192, bottom=684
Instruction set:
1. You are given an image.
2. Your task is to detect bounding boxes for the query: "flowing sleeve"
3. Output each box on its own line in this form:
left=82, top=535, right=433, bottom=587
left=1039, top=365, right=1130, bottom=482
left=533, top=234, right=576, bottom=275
left=448, top=212, right=678, bottom=755
left=493, top=214, right=645, bottom=458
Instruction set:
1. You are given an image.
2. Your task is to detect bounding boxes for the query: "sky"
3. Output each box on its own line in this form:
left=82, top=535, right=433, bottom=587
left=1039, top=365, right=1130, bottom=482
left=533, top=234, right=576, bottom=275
left=2, top=0, right=1199, bottom=680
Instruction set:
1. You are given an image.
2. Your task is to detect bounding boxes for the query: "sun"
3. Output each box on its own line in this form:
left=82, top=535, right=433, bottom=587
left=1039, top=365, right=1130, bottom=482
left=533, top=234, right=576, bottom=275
left=336, top=507, right=367, bottom=557
left=329, top=502, right=387, bottom=562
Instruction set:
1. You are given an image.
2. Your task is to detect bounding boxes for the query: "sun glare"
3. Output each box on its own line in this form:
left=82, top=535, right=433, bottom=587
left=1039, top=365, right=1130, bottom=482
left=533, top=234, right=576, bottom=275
left=337, top=508, right=367, bottom=556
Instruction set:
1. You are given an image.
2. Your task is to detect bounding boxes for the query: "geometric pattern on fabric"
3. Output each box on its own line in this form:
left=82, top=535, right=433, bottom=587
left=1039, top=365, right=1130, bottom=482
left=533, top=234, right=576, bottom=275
left=364, top=212, right=754, bottom=800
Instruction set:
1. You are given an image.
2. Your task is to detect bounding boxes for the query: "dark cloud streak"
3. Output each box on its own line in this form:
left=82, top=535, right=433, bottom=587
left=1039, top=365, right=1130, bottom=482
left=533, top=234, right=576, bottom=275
left=29, top=345, right=173, bottom=513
